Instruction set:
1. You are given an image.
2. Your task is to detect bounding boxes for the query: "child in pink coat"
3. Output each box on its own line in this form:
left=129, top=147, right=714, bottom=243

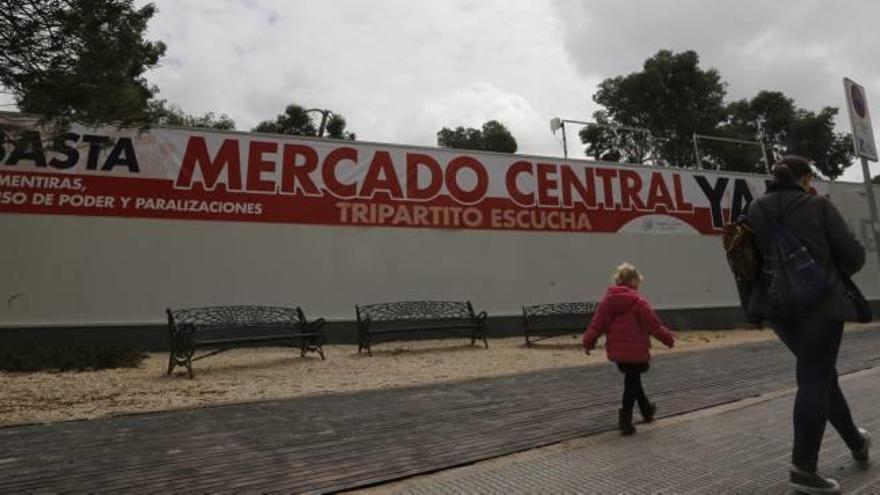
left=583, top=263, right=675, bottom=435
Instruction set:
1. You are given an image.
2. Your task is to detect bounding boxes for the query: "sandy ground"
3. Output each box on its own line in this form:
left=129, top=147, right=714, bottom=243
left=1, top=326, right=871, bottom=427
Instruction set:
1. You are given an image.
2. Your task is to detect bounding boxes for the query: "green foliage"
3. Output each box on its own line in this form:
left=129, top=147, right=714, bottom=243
left=715, top=91, right=853, bottom=178
left=0, top=0, right=166, bottom=130
left=253, top=103, right=355, bottom=140
left=480, top=120, right=518, bottom=153
left=324, top=114, right=356, bottom=140
left=580, top=50, right=854, bottom=178
left=437, top=120, right=518, bottom=153
left=784, top=108, right=853, bottom=180
left=0, top=345, right=146, bottom=372
left=581, top=50, right=726, bottom=166
left=437, top=126, right=483, bottom=150
left=152, top=102, right=236, bottom=130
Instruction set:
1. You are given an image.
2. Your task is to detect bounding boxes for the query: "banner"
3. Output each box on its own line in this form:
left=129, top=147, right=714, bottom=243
left=0, top=119, right=793, bottom=235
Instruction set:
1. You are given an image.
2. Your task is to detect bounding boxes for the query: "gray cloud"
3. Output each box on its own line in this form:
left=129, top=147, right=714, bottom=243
left=5, top=1, right=873, bottom=179
left=144, top=0, right=589, bottom=157
left=553, top=0, right=880, bottom=103
left=550, top=0, right=880, bottom=179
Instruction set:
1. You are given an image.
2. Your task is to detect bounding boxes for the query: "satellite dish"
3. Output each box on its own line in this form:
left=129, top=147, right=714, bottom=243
left=550, top=117, right=562, bottom=134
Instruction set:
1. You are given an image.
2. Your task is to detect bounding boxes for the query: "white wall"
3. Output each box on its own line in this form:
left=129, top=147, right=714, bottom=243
left=3, top=181, right=880, bottom=328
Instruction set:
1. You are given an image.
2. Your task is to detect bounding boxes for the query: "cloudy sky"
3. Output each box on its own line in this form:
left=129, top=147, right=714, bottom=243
left=141, top=0, right=879, bottom=181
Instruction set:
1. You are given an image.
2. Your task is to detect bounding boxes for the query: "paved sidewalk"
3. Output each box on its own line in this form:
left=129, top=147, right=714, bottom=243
left=1, top=328, right=879, bottom=493
left=375, top=367, right=880, bottom=494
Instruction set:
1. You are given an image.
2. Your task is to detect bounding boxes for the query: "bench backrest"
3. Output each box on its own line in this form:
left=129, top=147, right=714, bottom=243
left=522, top=302, right=597, bottom=328
left=167, top=305, right=306, bottom=330
left=356, top=301, right=475, bottom=323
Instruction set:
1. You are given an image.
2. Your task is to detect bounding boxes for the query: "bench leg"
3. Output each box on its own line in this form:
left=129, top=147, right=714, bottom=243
left=358, top=339, right=372, bottom=357
left=168, top=325, right=196, bottom=377
left=301, top=343, right=325, bottom=360
left=166, top=353, right=176, bottom=376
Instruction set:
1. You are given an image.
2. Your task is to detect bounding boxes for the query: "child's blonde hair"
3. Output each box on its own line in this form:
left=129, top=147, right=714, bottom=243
left=613, top=262, right=643, bottom=287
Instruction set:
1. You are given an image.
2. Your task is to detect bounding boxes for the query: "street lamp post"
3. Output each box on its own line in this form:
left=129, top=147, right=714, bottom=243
left=550, top=118, right=569, bottom=158
left=305, top=108, right=332, bottom=137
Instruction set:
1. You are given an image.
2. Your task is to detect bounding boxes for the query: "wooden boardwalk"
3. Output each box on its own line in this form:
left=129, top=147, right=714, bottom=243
left=1, top=329, right=879, bottom=493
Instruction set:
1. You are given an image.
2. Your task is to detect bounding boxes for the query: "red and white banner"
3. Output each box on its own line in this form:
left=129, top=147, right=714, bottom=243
left=0, top=120, right=794, bottom=235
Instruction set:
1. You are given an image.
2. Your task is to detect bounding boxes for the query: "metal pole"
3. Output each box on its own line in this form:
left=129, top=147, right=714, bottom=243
left=760, top=140, right=769, bottom=174
left=317, top=111, right=329, bottom=137
left=561, top=121, right=568, bottom=159
left=306, top=108, right=331, bottom=137
left=692, top=133, right=702, bottom=168
left=859, top=156, right=880, bottom=269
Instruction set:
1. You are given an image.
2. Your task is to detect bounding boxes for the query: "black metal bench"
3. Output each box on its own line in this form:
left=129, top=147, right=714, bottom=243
left=165, top=305, right=326, bottom=377
left=355, top=301, right=488, bottom=356
left=522, top=302, right=597, bottom=346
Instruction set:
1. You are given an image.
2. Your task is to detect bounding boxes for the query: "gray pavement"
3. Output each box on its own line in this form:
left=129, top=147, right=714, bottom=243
left=373, top=367, right=880, bottom=495
left=2, top=327, right=880, bottom=493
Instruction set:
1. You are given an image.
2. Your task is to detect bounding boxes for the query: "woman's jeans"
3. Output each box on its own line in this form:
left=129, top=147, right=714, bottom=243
left=769, top=318, right=863, bottom=472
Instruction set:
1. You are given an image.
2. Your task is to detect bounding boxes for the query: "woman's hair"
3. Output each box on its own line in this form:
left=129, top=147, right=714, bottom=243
left=613, top=262, right=643, bottom=286
left=771, top=155, right=813, bottom=185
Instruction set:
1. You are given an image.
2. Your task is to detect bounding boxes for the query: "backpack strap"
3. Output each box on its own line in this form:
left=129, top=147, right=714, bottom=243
left=780, top=193, right=812, bottom=221
left=754, top=193, right=815, bottom=259
left=821, top=199, right=845, bottom=291
left=755, top=192, right=811, bottom=228
left=755, top=193, right=810, bottom=221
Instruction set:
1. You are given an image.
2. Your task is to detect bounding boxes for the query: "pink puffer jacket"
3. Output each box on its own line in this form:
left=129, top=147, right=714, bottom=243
left=582, top=284, right=675, bottom=363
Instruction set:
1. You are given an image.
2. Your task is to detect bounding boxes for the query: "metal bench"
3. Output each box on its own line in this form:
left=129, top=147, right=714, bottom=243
left=165, top=305, right=326, bottom=377
left=522, top=302, right=597, bottom=346
left=355, top=301, right=488, bottom=356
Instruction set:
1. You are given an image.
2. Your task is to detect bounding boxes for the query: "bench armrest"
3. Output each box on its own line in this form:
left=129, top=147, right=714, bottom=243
left=306, top=318, right=326, bottom=332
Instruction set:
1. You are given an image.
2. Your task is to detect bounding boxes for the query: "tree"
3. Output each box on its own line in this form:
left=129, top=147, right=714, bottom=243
left=480, top=120, right=518, bottom=153
left=0, top=0, right=166, bottom=130
left=581, top=50, right=854, bottom=179
left=324, top=114, right=356, bottom=140
left=579, top=50, right=727, bottom=166
left=785, top=107, right=853, bottom=180
left=253, top=104, right=355, bottom=140
left=436, top=120, right=517, bottom=153
left=437, top=126, right=483, bottom=151
left=152, top=102, right=235, bottom=130
left=714, top=91, right=853, bottom=179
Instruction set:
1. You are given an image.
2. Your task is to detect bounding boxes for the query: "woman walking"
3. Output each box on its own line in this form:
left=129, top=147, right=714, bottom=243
left=746, top=155, right=870, bottom=494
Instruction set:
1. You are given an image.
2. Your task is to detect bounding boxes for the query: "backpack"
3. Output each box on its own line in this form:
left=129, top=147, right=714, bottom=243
left=722, top=215, right=759, bottom=284
left=756, top=197, right=829, bottom=308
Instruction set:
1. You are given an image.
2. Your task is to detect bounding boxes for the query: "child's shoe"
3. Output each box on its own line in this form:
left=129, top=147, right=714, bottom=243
left=618, top=409, right=636, bottom=435
left=639, top=402, right=657, bottom=423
